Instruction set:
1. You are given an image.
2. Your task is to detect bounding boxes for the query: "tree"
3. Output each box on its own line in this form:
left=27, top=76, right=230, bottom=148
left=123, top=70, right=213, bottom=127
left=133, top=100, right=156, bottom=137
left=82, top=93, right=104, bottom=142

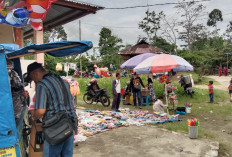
left=175, top=0, right=205, bottom=52
left=98, top=27, right=123, bottom=56
left=153, top=37, right=175, bottom=52
left=139, top=10, right=163, bottom=43
left=224, top=21, right=232, bottom=44
left=207, top=9, right=223, bottom=28
left=44, top=26, right=67, bottom=43
left=160, top=14, right=178, bottom=53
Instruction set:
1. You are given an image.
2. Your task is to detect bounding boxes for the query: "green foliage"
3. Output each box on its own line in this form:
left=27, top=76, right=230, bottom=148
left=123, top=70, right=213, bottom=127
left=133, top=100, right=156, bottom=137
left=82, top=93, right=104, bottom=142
left=98, top=27, right=123, bottom=56
left=178, top=48, right=226, bottom=75
left=192, top=37, right=224, bottom=51
left=207, top=9, right=223, bottom=27
left=153, top=37, right=175, bottom=52
left=44, top=26, right=67, bottom=43
left=76, top=55, right=94, bottom=71
left=138, top=10, right=163, bottom=43
left=100, top=54, right=122, bottom=69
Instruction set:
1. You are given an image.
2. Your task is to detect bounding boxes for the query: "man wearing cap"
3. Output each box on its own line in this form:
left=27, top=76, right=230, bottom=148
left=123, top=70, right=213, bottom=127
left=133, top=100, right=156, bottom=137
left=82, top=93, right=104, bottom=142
left=26, top=62, right=77, bottom=157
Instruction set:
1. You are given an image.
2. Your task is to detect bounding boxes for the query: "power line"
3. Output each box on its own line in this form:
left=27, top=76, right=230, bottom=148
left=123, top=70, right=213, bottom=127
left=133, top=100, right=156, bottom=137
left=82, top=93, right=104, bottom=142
left=104, top=0, right=211, bottom=10
left=83, top=12, right=232, bottom=29
left=82, top=22, right=137, bottom=29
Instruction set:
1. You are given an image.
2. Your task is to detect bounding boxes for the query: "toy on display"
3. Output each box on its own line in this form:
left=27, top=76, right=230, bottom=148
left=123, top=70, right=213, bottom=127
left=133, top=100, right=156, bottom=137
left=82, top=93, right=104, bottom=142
left=93, top=64, right=110, bottom=78
left=0, top=8, right=29, bottom=27
left=184, top=103, right=193, bottom=108
left=159, top=75, right=169, bottom=83
left=26, top=0, right=57, bottom=30
left=0, top=0, right=57, bottom=30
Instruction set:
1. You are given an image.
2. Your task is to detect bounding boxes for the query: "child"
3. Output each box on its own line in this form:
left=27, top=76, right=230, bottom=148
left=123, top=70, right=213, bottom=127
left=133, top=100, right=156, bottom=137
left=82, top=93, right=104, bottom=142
left=153, top=96, right=168, bottom=113
left=148, top=83, right=156, bottom=102
left=228, top=80, right=232, bottom=102
left=208, top=81, right=214, bottom=103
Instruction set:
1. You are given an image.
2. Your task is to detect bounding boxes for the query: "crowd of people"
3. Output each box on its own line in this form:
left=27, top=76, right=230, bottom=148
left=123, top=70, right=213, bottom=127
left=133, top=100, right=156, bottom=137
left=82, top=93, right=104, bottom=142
left=21, top=62, right=232, bottom=157
left=111, top=72, right=168, bottom=113
left=218, top=66, right=229, bottom=76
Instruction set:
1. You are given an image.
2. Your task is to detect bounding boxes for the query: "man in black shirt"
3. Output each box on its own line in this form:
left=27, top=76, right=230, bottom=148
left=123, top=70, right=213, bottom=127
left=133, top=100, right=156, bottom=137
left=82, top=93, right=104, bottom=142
left=130, top=73, right=145, bottom=109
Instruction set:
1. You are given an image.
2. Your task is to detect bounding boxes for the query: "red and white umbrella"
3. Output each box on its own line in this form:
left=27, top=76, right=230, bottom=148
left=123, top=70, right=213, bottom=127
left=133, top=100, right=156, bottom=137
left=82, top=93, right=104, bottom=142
left=134, top=54, right=193, bottom=74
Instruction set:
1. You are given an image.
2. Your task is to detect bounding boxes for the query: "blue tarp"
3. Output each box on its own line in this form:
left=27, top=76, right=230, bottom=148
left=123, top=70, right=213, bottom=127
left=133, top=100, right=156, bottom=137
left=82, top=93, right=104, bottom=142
left=0, top=52, right=18, bottom=148
left=4, top=40, right=93, bottom=58
left=0, top=40, right=93, bottom=150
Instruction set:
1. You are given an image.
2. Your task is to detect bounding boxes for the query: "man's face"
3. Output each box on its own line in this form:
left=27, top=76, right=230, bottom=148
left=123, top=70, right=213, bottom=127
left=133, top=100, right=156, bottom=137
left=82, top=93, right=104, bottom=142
left=30, top=70, right=42, bottom=83
left=117, top=74, right=121, bottom=79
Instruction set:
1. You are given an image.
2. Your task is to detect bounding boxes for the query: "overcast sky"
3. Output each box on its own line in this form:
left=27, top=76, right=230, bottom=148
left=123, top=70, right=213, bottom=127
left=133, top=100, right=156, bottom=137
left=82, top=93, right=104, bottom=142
left=63, top=0, right=232, bottom=54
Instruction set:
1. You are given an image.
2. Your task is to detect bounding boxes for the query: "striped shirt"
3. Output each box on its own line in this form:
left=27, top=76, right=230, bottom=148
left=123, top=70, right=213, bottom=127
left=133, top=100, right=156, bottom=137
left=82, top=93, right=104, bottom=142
left=35, top=74, right=77, bottom=120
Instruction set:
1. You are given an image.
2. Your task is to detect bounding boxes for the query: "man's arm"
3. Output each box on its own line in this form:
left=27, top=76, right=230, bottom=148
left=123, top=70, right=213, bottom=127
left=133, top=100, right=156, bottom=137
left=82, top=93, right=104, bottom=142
left=34, top=109, right=46, bottom=120
left=34, top=83, right=47, bottom=120
left=139, top=77, right=145, bottom=88
left=112, top=79, right=116, bottom=95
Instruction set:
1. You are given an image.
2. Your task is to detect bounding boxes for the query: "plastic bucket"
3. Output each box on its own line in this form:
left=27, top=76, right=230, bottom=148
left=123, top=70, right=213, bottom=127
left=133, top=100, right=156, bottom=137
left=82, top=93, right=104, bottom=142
left=186, top=107, right=191, bottom=113
left=188, top=126, right=198, bottom=139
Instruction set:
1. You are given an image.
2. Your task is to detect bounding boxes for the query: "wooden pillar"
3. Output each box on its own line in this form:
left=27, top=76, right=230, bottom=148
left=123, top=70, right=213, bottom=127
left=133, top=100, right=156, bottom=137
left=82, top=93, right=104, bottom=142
left=14, top=27, right=23, bottom=47
left=13, top=27, right=24, bottom=60
left=33, top=29, right=44, bottom=65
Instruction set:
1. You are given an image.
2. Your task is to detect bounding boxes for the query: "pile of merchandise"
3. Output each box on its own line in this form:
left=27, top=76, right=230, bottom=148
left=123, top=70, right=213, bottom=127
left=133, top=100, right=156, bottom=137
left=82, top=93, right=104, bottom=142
left=74, top=109, right=182, bottom=142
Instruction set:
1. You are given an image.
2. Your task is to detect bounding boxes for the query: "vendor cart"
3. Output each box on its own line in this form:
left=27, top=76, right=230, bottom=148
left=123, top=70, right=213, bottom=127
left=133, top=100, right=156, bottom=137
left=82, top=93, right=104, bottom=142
left=0, top=41, right=92, bottom=157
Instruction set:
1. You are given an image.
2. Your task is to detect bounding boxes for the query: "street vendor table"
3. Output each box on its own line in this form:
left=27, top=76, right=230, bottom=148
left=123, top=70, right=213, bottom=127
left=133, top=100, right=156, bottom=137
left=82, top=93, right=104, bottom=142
left=141, top=89, right=151, bottom=105
left=29, top=120, right=43, bottom=157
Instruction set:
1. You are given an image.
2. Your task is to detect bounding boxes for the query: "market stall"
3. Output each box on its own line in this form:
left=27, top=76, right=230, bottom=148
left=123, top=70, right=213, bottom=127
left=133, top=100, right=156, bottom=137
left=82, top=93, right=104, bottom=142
left=133, top=54, right=194, bottom=112
left=0, top=40, right=92, bottom=157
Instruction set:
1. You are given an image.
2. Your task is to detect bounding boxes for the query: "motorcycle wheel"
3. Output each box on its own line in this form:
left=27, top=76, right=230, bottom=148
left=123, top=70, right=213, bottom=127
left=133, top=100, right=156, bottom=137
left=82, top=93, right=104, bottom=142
left=100, top=95, right=110, bottom=107
left=190, top=92, right=193, bottom=98
left=83, top=93, right=93, bottom=104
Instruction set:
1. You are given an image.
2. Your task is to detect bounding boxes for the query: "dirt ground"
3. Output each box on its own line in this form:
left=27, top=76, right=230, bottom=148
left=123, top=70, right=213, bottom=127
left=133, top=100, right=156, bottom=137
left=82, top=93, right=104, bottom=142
left=194, top=75, right=231, bottom=91
left=73, top=126, right=214, bottom=157
left=73, top=76, right=232, bottom=157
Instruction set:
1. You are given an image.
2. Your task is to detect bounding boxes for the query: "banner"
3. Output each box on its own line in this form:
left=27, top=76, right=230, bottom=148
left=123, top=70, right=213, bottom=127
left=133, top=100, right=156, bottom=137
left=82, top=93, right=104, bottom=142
left=64, top=63, right=69, bottom=72
left=56, top=63, right=62, bottom=71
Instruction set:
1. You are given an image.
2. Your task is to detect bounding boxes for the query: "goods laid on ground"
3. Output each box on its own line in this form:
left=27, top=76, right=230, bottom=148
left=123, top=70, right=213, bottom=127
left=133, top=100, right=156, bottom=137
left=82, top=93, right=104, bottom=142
left=74, top=109, right=182, bottom=142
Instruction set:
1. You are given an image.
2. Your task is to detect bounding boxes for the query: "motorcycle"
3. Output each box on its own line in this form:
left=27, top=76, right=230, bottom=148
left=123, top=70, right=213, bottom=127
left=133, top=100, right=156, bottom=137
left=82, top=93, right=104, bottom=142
left=179, top=75, right=195, bottom=97
left=83, top=84, right=110, bottom=107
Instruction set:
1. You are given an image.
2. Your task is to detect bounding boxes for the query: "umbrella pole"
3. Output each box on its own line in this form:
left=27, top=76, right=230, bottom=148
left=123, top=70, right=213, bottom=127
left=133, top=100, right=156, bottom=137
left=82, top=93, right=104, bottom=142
left=164, top=83, right=169, bottom=115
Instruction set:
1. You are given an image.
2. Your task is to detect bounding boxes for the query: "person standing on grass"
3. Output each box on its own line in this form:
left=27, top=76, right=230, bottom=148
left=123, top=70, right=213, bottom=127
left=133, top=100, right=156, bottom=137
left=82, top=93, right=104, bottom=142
left=218, top=66, right=222, bottom=77
left=224, top=66, right=228, bottom=76
left=228, top=80, right=232, bottom=102
left=130, top=72, right=145, bottom=109
left=208, top=81, right=214, bottom=103
left=112, top=72, right=121, bottom=112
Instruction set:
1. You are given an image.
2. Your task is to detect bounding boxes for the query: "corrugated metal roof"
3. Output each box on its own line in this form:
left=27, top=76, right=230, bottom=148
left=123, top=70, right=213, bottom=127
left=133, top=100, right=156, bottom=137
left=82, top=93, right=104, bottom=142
left=65, top=0, right=103, bottom=8
left=23, top=0, right=103, bottom=39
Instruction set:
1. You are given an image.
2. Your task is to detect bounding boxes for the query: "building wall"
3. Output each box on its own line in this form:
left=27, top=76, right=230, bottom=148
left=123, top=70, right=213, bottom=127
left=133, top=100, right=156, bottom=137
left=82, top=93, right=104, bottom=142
left=0, top=25, right=14, bottom=43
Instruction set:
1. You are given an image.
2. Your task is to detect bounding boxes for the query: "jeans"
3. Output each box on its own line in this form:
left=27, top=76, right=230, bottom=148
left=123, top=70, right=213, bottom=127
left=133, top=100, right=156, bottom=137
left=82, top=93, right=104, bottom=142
left=43, top=135, right=74, bottom=157
left=209, top=93, right=214, bottom=103
left=133, top=91, right=142, bottom=107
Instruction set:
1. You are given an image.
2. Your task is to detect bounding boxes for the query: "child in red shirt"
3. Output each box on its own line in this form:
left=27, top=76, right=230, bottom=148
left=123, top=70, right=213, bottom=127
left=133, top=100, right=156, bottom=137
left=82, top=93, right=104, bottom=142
left=208, top=81, right=214, bottom=103
left=228, top=80, right=232, bottom=102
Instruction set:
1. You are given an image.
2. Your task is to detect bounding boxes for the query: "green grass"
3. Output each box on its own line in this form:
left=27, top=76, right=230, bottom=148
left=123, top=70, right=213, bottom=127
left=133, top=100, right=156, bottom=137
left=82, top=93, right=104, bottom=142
left=181, top=72, right=219, bottom=85
left=75, top=75, right=232, bottom=155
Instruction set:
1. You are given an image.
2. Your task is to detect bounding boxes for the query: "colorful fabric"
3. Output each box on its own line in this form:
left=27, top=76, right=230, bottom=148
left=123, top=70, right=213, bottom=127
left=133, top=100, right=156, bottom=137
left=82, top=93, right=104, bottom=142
left=78, top=110, right=181, bottom=137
